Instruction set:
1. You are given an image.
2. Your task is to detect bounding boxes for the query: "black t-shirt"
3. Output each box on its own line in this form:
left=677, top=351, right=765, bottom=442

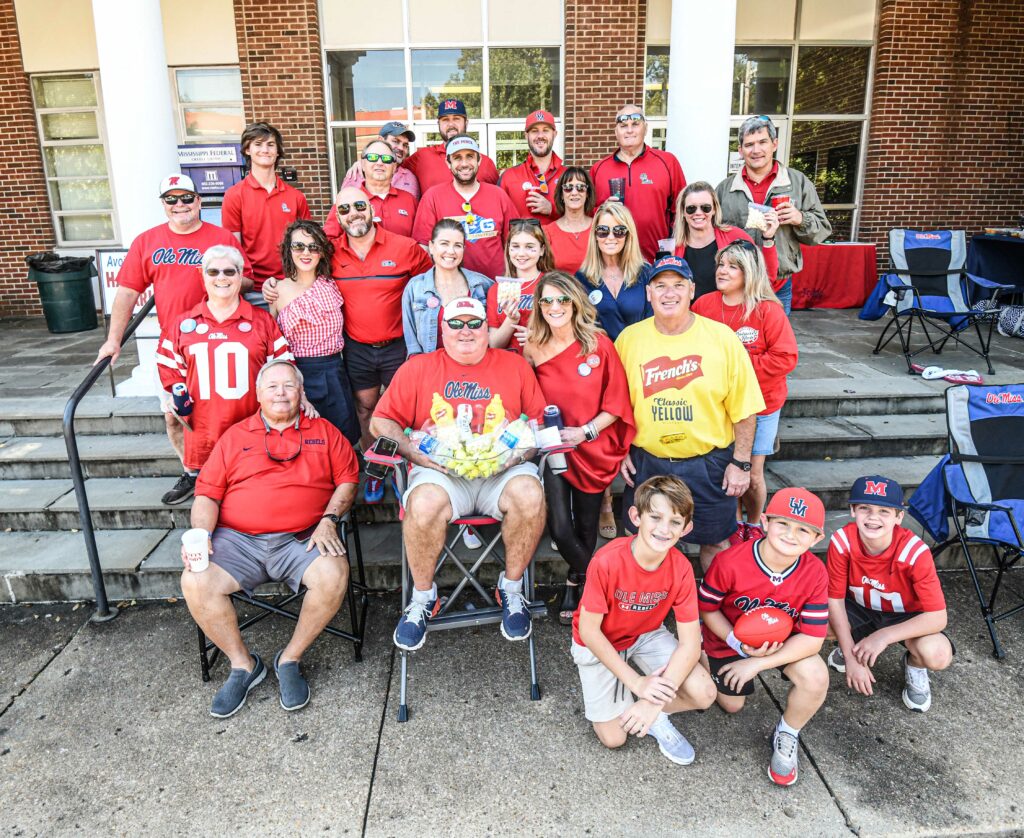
left=685, top=240, right=719, bottom=301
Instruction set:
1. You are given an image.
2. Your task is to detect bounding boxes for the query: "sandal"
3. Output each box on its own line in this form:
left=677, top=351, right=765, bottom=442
left=599, top=506, right=617, bottom=540
left=942, top=369, right=984, bottom=384
left=558, top=579, right=582, bottom=625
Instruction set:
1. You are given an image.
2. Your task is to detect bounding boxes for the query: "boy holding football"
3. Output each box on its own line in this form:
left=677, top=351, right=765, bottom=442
left=827, top=475, right=953, bottom=712
left=698, top=488, right=830, bottom=786
left=572, top=476, right=717, bottom=765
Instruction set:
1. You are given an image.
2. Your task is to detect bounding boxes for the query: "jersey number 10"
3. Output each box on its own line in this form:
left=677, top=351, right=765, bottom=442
left=849, top=586, right=905, bottom=614
left=187, top=342, right=250, bottom=400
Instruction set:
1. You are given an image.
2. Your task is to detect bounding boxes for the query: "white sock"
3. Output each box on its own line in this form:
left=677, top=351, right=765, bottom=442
left=411, top=584, right=437, bottom=604
left=500, top=573, right=523, bottom=594
left=906, top=658, right=928, bottom=675
left=777, top=717, right=800, bottom=738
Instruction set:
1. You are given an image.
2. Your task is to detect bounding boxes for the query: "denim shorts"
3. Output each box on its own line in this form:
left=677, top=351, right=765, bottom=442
left=752, top=408, right=782, bottom=457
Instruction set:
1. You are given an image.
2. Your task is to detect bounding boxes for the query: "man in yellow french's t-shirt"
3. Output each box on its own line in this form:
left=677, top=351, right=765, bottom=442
left=615, top=255, right=765, bottom=571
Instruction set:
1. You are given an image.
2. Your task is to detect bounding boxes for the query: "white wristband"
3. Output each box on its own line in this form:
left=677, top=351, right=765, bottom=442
left=726, top=631, right=748, bottom=658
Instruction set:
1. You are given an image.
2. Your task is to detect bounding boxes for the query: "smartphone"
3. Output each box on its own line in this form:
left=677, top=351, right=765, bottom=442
left=366, top=436, right=399, bottom=480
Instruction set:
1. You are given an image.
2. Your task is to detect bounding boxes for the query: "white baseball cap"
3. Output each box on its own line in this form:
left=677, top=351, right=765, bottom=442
left=159, top=174, right=198, bottom=196
left=442, top=296, right=486, bottom=321
left=445, top=135, right=480, bottom=157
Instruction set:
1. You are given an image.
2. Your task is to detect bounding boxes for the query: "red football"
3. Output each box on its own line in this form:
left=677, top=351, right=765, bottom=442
left=733, top=606, right=794, bottom=648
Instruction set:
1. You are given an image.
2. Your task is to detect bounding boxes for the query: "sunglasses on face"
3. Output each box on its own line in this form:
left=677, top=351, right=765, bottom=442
left=562, top=182, right=588, bottom=193
left=337, top=201, right=369, bottom=215
left=206, top=268, right=238, bottom=277
left=539, top=295, right=572, bottom=306
left=445, top=318, right=485, bottom=330
left=615, top=113, right=645, bottom=126
left=289, top=242, right=322, bottom=253
left=163, top=194, right=197, bottom=205
left=595, top=225, right=628, bottom=239
left=362, top=152, right=396, bottom=164
left=684, top=203, right=713, bottom=215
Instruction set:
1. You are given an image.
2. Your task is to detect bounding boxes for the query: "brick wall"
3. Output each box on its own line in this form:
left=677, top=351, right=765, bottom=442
left=860, top=0, right=1024, bottom=267
left=563, top=0, right=648, bottom=168
left=233, top=0, right=333, bottom=219
left=0, top=0, right=53, bottom=317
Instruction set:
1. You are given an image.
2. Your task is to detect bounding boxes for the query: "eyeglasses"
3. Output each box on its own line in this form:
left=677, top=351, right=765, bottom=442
left=337, top=201, right=369, bottom=215
left=539, top=295, right=572, bottom=307
left=595, top=225, right=628, bottom=239
left=163, top=194, right=197, bottom=205
left=510, top=218, right=542, bottom=229
left=362, top=152, right=396, bottom=164
left=264, top=426, right=302, bottom=463
left=205, top=268, right=239, bottom=277
left=721, top=240, right=759, bottom=258
left=684, top=203, right=713, bottom=215
left=562, top=182, right=588, bottom=193
left=289, top=242, right=322, bottom=253
left=445, top=318, right=485, bottom=330
left=615, top=113, right=645, bottom=126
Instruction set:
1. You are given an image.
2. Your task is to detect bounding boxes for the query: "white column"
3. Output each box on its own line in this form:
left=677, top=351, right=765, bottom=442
left=92, top=0, right=179, bottom=397
left=665, top=0, right=737, bottom=184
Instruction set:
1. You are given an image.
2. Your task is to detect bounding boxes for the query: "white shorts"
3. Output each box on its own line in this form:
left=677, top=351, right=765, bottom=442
left=403, top=461, right=540, bottom=521
left=571, top=626, right=679, bottom=723
left=150, top=363, right=174, bottom=414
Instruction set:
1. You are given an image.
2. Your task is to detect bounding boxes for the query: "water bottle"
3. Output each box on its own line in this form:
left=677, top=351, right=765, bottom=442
left=542, top=405, right=567, bottom=474
left=405, top=428, right=449, bottom=462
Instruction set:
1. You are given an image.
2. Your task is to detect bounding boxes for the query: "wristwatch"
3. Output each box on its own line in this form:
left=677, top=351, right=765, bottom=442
left=321, top=513, right=342, bottom=525
left=729, top=457, right=752, bottom=472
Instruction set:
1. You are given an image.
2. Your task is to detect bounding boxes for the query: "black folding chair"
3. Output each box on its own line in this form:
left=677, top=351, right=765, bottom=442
left=197, top=516, right=368, bottom=680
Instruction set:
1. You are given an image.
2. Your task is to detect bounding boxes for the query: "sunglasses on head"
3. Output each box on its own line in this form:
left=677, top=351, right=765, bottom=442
left=562, top=182, right=588, bottom=193
left=684, top=203, right=713, bottom=215
left=362, top=152, right=396, bottom=164
left=445, top=317, right=485, bottom=330
left=511, top=218, right=542, bottom=229
left=205, top=268, right=238, bottom=277
left=615, top=113, right=645, bottom=126
left=337, top=200, right=369, bottom=215
left=163, top=194, right=197, bottom=205
left=539, top=295, right=572, bottom=306
left=595, top=225, right=628, bottom=239
left=722, top=240, right=759, bottom=258
left=289, top=241, right=322, bottom=253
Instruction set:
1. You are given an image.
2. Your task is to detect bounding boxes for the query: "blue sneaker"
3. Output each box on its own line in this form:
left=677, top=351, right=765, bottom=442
left=364, top=477, right=384, bottom=504
left=393, top=596, right=439, bottom=651
left=495, top=573, right=532, bottom=641
left=210, top=653, right=266, bottom=718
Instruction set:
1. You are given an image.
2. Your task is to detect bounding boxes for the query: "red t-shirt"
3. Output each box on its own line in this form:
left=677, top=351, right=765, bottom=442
left=329, top=227, right=432, bottom=344
left=827, top=523, right=946, bottom=614
left=373, top=347, right=546, bottom=431
left=196, top=413, right=359, bottom=535
left=116, top=222, right=252, bottom=323
left=412, top=182, right=516, bottom=279
left=403, top=144, right=499, bottom=194
left=698, top=539, right=829, bottom=658
left=572, top=536, right=698, bottom=650
left=322, top=186, right=417, bottom=240
left=742, top=161, right=780, bottom=207
left=499, top=153, right=565, bottom=222
left=156, top=300, right=293, bottom=470
left=590, top=146, right=687, bottom=262
left=544, top=222, right=591, bottom=275
left=221, top=175, right=310, bottom=288
left=532, top=334, right=636, bottom=492
left=485, top=275, right=541, bottom=353
left=691, top=294, right=798, bottom=414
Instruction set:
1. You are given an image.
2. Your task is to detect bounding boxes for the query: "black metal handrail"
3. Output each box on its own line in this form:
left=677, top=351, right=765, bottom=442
left=63, top=298, right=155, bottom=622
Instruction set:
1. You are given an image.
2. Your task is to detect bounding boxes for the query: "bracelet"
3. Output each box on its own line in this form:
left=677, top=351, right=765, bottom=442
left=726, top=631, right=749, bottom=658
left=583, top=421, right=598, bottom=442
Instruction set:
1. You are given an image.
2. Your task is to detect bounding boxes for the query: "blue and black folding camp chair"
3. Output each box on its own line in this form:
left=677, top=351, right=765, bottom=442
left=929, top=383, right=1024, bottom=658
left=872, top=229, right=1013, bottom=374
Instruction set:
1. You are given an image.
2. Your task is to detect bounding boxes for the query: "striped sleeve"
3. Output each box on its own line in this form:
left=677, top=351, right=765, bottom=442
left=798, top=602, right=830, bottom=636
left=155, top=332, right=186, bottom=391
left=267, top=330, right=294, bottom=363
left=826, top=526, right=852, bottom=601
left=697, top=561, right=727, bottom=611
left=896, top=534, right=930, bottom=567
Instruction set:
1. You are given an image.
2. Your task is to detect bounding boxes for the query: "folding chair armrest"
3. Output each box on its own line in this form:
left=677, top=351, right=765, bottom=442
left=965, top=272, right=1014, bottom=292
left=882, top=273, right=913, bottom=301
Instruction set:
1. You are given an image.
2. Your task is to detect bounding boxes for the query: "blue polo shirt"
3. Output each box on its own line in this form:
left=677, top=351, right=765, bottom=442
left=574, top=264, right=654, bottom=341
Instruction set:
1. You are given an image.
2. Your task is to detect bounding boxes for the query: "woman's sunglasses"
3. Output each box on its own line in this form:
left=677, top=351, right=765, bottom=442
left=684, top=203, right=713, bottom=215
left=289, top=242, right=322, bottom=253
left=562, top=182, right=588, bottom=193
left=205, top=268, right=238, bottom=277
left=539, top=295, right=572, bottom=306
left=595, top=225, right=628, bottom=239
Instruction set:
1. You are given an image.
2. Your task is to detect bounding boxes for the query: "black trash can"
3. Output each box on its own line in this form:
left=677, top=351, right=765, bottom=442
left=26, top=253, right=98, bottom=334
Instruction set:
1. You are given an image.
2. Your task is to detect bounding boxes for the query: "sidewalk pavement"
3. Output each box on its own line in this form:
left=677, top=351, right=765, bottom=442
left=2, top=574, right=1023, bottom=837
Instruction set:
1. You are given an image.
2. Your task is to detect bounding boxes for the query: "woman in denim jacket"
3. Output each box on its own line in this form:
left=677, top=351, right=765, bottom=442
left=402, top=218, right=493, bottom=356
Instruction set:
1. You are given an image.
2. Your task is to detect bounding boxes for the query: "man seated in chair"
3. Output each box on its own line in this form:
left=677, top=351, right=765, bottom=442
left=370, top=297, right=547, bottom=652
left=181, top=359, right=359, bottom=718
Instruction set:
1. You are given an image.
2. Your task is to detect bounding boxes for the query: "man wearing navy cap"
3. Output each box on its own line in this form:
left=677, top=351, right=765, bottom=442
left=342, top=121, right=421, bottom=200
left=499, top=110, right=565, bottom=222
left=404, top=99, right=499, bottom=193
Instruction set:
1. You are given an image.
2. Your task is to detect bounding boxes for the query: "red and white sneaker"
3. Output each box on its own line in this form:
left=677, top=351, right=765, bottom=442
left=769, top=728, right=799, bottom=786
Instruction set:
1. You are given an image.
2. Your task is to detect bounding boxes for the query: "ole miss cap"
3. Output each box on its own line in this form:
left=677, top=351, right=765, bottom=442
left=442, top=296, right=486, bottom=321
left=380, top=121, right=415, bottom=142
left=437, top=98, right=467, bottom=118
left=525, top=110, right=556, bottom=131
left=651, top=254, right=694, bottom=281
left=159, top=174, right=197, bottom=197
left=765, top=487, right=826, bottom=533
left=445, top=134, right=480, bottom=157
left=849, top=475, right=905, bottom=509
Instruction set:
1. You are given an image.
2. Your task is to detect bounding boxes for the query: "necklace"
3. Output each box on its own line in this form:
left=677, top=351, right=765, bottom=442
left=721, top=296, right=744, bottom=330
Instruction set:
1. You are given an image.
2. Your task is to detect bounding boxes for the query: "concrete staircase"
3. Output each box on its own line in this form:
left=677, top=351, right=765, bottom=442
left=0, top=375, right=953, bottom=603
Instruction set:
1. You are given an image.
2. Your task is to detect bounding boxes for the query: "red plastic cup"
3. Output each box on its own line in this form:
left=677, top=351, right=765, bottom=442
left=770, top=195, right=791, bottom=210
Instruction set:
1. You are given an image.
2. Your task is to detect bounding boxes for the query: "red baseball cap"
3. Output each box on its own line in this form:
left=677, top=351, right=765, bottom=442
left=525, top=110, right=556, bottom=131
left=765, top=488, right=825, bottom=533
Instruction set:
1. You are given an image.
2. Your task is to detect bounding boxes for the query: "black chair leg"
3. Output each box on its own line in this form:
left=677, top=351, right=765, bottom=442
left=198, top=624, right=212, bottom=682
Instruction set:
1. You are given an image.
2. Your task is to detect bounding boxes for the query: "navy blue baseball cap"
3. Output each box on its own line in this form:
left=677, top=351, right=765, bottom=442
left=437, top=98, right=467, bottom=118
left=651, top=254, right=694, bottom=281
left=380, top=120, right=415, bottom=142
left=849, top=475, right=905, bottom=509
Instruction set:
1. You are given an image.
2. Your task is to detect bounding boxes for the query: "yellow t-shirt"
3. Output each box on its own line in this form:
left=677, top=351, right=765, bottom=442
left=614, top=316, right=765, bottom=458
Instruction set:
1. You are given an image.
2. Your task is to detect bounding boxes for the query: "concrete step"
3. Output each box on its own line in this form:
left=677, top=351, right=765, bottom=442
left=777, top=413, right=947, bottom=460
left=781, top=377, right=947, bottom=418
left=0, top=396, right=163, bottom=437
left=765, top=454, right=938, bottom=509
left=0, top=434, right=180, bottom=479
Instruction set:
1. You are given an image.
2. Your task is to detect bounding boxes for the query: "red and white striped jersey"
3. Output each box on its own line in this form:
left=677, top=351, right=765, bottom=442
left=157, top=299, right=293, bottom=470
left=827, top=522, right=946, bottom=614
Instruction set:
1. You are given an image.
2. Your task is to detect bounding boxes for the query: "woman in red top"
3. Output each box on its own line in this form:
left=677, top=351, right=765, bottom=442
left=672, top=180, right=779, bottom=301
left=543, top=166, right=594, bottom=274
left=523, top=271, right=635, bottom=623
left=692, top=240, right=798, bottom=527
left=486, top=219, right=553, bottom=352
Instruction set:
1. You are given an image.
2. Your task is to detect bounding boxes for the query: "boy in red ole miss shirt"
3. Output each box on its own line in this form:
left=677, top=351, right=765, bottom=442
left=698, top=488, right=829, bottom=786
left=827, top=476, right=953, bottom=714
left=572, top=476, right=716, bottom=766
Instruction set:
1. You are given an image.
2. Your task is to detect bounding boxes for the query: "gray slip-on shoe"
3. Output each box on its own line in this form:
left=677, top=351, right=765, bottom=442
left=210, top=653, right=266, bottom=718
left=274, top=650, right=310, bottom=712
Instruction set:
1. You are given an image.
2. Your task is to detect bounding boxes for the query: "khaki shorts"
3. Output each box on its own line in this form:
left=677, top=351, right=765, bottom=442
left=403, top=461, right=540, bottom=521
left=571, top=626, right=679, bottom=723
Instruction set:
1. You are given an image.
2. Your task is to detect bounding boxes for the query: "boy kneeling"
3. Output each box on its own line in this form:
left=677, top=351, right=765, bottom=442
left=827, top=475, right=953, bottom=712
left=572, top=476, right=717, bottom=764
left=698, top=488, right=830, bottom=786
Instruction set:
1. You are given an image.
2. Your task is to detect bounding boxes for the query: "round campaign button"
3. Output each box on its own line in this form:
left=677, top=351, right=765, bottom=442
left=577, top=363, right=592, bottom=377
left=426, top=296, right=440, bottom=309
left=195, top=323, right=209, bottom=335
left=180, top=318, right=197, bottom=334
left=586, top=353, right=600, bottom=368
left=588, top=289, right=603, bottom=305
left=238, top=321, right=252, bottom=333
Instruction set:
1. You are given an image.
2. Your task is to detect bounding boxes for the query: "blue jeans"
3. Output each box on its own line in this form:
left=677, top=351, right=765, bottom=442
left=775, top=276, right=792, bottom=315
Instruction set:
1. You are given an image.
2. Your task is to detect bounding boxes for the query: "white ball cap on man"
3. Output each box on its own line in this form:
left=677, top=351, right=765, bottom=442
left=159, top=173, right=198, bottom=196
left=443, top=296, right=486, bottom=320
left=445, top=135, right=480, bottom=157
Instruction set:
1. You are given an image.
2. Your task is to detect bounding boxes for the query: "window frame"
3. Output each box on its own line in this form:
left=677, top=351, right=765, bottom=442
left=171, top=66, right=246, bottom=145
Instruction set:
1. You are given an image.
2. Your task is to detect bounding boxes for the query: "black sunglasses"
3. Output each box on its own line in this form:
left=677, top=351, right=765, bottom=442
left=562, top=182, right=588, bottom=193
left=684, top=203, right=713, bottom=215
left=445, top=318, right=486, bottom=330
left=722, top=239, right=759, bottom=257
left=337, top=200, right=369, bottom=215
left=595, top=225, right=628, bottom=239
left=511, top=218, right=542, bottom=228
left=163, top=194, right=197, bottom=205
left=289, top=242, right=322, bottom=253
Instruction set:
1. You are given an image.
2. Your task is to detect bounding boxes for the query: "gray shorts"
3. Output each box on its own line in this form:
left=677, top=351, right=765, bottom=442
left=211, top=527, right=322, bottom=596
left=403, top=461, right=541, bottom=521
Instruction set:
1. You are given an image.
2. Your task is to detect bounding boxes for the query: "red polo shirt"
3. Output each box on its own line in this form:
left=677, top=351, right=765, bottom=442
left=499, top=152, right=565, bottom=222
left=590, top=145, right=686, bottom=262
left=221, top=175, right=310, bottom=289
left=196, top=412, right=359, bottom=535
left=329, top=226, right=432, bottom=344
left=403, top=144, right=499, bottom=193
left=322, top=186, right=417, bottom=239
left=742, top=161, right=779, bottom=207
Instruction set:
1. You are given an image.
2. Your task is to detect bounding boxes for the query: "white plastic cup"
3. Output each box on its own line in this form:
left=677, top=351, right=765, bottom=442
left=657, top=237, right=676, bottom=255
left=182, top=528, right=210, bottom=572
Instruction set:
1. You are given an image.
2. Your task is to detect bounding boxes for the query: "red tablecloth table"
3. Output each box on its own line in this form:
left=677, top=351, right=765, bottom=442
left=792, top=243, right=877, bottom=310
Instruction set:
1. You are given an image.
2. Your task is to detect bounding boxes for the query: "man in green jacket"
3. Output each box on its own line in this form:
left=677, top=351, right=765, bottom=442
left=716, top=116, right=831, bottom=314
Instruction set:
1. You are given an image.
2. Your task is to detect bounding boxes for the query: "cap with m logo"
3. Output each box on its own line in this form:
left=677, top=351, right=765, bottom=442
left=849, top=475, right=905, bottom=509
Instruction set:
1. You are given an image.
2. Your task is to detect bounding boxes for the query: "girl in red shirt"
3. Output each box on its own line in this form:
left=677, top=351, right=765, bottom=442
left=486, top=219, right=554, bottom=352
left=692, top=240, right=798, bottom=527
left=522, top=271, right=636, bottom=623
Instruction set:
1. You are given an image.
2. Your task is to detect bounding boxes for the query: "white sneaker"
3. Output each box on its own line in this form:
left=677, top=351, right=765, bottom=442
left=462, top=528, right=482, bottom=550
left=827, top=647, right=846, bottom=673
left=902, top=652, right=932, bottom=712
left=648, top=714, right=695, bottom=765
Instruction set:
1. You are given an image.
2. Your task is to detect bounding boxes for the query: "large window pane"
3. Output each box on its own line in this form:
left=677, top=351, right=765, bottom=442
left=489, top=47, right=561, bottom=118
left=331, top=126, right=388, bottom=190
left=41, top=112, right=98, bottom=141
left=44, top=145, right=108, bottom=177
left=733, top=47, right=790, bottom=115
left=493, top=130, right=527, bottom=171
left=411, top=49, right=482, bottom=120
left=176, top=68, right=242, bottom=103
left=794, top=47, right=870, bottom=114
left=183, top=106, right=246, bottom=139
left=788, top=121, right=862, bottom=205
left=645, top=46, right=670, bottom=118
left=328, top=50, right=407, bottom=123
left=60, top=214, right=114, bottom=243
left=48, top=179, right=112, bottom=211
left=32, top=75, right=96, bottom=108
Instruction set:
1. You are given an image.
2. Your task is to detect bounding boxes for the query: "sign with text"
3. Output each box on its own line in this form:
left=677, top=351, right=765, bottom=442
left=96, top=248, right=154, bottom=316
left=177, top=144, right=242, bottom=166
